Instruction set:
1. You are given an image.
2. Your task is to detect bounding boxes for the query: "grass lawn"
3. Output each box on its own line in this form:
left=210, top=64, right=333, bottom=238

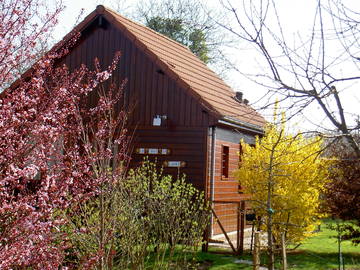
left=197, top=220, right=360, bottom=270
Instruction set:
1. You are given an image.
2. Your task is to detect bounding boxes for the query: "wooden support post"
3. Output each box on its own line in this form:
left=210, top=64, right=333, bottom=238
left=237, top=203, right=240, bottom=252
left=211, top=208, right=237, bottom=253
left=239, top=201, right=245, bottom=255
left=281, top=232, right=287, bottom=270
left=202, top=225, right=209, bottom=252
left=253, top=232, right=260, bottom=270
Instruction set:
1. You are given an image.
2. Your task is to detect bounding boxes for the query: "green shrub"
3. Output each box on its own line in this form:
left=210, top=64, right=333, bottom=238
left=62, top=160, right=210, bottom=270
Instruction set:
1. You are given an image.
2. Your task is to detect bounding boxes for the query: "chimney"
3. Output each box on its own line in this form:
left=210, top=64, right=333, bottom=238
left=243, top=99, right=249, bottom=105
left=235, top=91, right=243, bottom=102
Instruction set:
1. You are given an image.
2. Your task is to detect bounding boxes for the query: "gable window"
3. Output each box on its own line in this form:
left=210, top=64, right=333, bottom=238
left=221, top=145, right=229, bottom=179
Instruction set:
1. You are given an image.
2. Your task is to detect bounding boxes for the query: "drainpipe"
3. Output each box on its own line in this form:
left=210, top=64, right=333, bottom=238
left=209, top=126, right=216, bottom=236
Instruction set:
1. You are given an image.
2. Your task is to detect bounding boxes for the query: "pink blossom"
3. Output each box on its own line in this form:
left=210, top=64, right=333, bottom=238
left=0, top=1, right=129, bottom=268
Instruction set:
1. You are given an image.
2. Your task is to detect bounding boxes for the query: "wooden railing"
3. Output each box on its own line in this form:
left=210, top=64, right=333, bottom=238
left=203, top=200, right=247, bottom=255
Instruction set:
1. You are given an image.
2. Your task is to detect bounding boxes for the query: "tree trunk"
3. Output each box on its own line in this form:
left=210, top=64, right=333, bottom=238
left=266, top=130, right=283, bottom=270
left=253, top=232, right=260, bottom=270
left=100, top=191, right=105, bottom=270
left=281, top=232, right=287, bottom=270
left=267, top=211, right=275, bottom=270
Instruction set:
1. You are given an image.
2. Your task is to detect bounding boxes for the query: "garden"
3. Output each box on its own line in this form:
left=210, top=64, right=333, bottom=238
left=1, top=0, right=360, bottom=269
left=198, top=219, right=360, bottom=270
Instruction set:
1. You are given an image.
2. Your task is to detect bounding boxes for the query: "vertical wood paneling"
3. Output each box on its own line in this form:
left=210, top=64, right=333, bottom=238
left=97, top=28, right=104, bottom=67
left=157, top=73, right=164, bottom=116
left=185, top=93, right=191, bottom=126
left=61, top=20, right=214, bottom=129
left=123, top=38, right=130, bottom=111
left=211, top=138, right=249, bottom=235
left=191, top=97, right=197, bottom=127
left=103, top=27, right=110, bottom=66
left=144, top=60, right=152, bottom=125
left=129, top=127, right=208, bottom=191
left=119, top=32, right=126, bottom=110
left=173, top=85, right=180, bottom=124
left=166, top=79, right=174, bottom=126
left=202, top=110, right=209, bottom=127
left=137, top=49, right=145, bottom=126
left=90, top=29, right=100, bottom=106
left=101, top=27, right=111, bottom=95
left=73, top=35, right=82, bottom=69
left=132, top=48, right=140, bottom=124
left=60, top=21, right=218, bottom=193
left=129, top=42, right=136, bottom=126
left=161, top=75, right=168, bottom=117
left=150, top=67, right=158, bottom=124
left=179, top=88, right=185, bottom=125
left=85, top=30, right=93, bottom=67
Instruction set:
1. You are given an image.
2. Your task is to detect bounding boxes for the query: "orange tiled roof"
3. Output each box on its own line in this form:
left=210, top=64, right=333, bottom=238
left=64, top=5, right=266, bottom=130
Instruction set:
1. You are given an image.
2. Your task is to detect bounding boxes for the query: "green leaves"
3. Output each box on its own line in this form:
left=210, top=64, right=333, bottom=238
left=122, top=159, right=210, bottom=269
left=63, top=159, right=210, bottom=269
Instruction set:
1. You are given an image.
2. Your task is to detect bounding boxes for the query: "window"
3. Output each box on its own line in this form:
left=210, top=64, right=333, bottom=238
left=221, top=145, right=229, bottom=179
left=238, top=143, right=243, bottom=163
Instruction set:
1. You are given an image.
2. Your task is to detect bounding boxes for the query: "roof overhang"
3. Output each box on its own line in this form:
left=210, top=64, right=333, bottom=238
left=218, top=116, right=264, bottom=135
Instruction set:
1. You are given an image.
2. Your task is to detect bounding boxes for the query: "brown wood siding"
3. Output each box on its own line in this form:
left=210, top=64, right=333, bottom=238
left=211, top=136, right=250, bottom=235
left=129, top=127, right=208, bottom=191
left=213, top=139, right=245, bottom=201
left=60, top=21, right=216, bottom=190
left=61, top=23, right=216, bottom=128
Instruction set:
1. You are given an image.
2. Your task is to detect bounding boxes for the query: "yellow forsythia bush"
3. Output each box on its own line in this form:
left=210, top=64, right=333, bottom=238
left=235, top=122, right=331, bottom=244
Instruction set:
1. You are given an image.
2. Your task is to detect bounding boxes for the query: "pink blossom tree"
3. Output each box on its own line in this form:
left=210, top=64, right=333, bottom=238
left=0, top=1, right=129, bottom=268
left=0, top=0, right=63, bottom=89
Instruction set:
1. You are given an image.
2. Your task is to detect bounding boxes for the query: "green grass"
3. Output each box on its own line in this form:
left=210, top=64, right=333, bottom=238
left=285, top=219, right=360, bottom=269
left=115, top=220, right=359, bottom=269
left=197, top=252, right=252, bottom=269
left=196, top=219, right=360, bottom=270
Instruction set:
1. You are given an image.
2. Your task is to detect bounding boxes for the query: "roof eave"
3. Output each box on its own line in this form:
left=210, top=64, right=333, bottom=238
left=218, top=116, right=264, bottom=135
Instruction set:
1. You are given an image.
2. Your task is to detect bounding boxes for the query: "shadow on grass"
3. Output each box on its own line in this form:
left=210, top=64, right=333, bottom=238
left=197, top=252, right=251, bottom=270
left=196, top=249, right=360, bottom=270
left=286, top=250, right=360, bottom=270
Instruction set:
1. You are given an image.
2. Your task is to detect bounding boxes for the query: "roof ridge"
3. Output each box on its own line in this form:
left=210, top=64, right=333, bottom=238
left=98, top=5, right=193, bottom=53
left=97, top=5, right=224, bottom=119
left=76, top=6, right=264, bottom=128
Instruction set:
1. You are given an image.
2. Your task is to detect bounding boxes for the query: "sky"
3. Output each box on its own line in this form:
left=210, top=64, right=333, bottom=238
left=55, top=0, right=360, bottom=133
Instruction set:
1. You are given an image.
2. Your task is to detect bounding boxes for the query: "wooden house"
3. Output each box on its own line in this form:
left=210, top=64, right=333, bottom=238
left=49, top=6, right=265, bottom=237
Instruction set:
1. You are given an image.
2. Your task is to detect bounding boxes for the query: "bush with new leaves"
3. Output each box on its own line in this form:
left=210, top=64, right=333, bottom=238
left=64, top=160, right=210, bottom=269
left=117, top=160, right=210, bottom=269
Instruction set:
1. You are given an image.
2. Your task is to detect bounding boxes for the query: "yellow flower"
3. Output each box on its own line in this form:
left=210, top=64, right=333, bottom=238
left=235, top=121, right=331, bottom=244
